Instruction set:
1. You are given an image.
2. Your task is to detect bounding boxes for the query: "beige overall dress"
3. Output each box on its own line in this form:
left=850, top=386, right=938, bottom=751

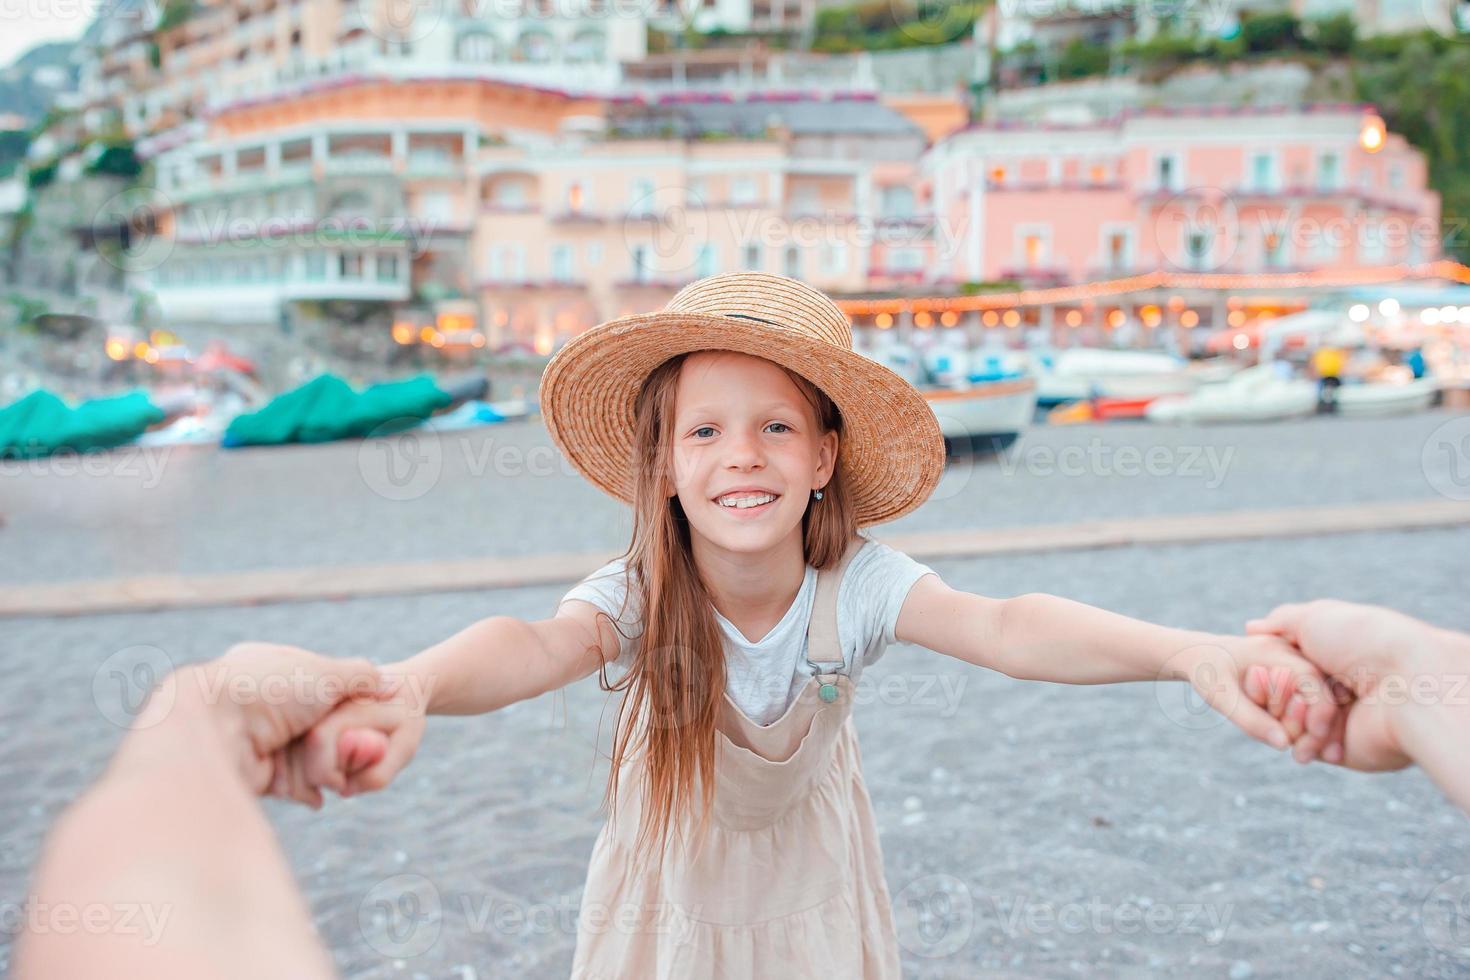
left=570, top=537, right=903, bottom=979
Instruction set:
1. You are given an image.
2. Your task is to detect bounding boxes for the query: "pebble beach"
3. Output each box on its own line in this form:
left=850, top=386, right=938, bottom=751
left=2, top=410, right=1469, bottom=978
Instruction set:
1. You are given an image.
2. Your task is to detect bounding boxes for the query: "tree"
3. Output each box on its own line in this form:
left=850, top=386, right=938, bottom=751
left=1241, top=12, right=1301, bottom=54
left=1306, top=12, right=1355, bottom=55
left=1056, top=39, right=1110, bottom=79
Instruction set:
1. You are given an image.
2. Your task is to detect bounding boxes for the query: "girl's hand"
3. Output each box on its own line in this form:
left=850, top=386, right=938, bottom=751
left=298, top=675, right=427, bottom=798
left=1246, top=601, right=1418, bottom=772
left=1183, top=634, right=1338, bottom=761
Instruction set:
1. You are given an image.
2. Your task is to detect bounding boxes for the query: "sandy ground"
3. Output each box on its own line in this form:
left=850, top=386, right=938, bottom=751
left=1, top=413, right=1468, bottom=978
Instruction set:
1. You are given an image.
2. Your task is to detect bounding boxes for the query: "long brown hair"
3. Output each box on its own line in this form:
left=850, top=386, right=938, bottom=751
left=594, top=351, right=857, bottom=867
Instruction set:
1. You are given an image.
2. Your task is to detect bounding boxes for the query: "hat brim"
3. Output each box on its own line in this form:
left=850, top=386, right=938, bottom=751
left=539, top=310, right=945, bottom=527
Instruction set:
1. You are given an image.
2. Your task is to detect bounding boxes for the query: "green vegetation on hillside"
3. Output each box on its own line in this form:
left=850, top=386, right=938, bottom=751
left=812, top=0, right=984, bottom=52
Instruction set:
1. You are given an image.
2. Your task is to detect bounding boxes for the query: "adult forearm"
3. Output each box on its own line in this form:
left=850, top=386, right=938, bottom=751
left=384, top=615, right=562, bottom=715
left=16, top=693, right=333, bottom=980
left=1389, top=627, right=1470, bottom=812
left=997, top=593, right=1219, bottom=684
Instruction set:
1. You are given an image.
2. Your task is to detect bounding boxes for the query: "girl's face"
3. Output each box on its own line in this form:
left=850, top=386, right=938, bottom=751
left=668, top=351, right=837, bottom=556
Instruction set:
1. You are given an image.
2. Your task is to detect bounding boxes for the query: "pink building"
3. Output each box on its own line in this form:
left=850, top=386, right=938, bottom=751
left=925, top=104, right=1440, bottom=288
left=474, top=93, right=932, bottom=351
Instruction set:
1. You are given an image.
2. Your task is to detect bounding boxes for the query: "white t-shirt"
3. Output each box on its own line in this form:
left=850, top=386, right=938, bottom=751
left=557, top=536, right=937, bottom=726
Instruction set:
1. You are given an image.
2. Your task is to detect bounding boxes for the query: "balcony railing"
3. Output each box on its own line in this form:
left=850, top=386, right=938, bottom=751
left=549, top=209, right=607, bottom=224
left=613, top=275, right=691, bottom=289
left=997, top=265, right=1072, bottom=284
left=785, top=210, right=860, bottom=223
left=405, top=152, right=461, bottom=178
left=873, top=212, right=936, bottom=227
left=477, top=276, right=588, bottom=289
left=281, top=279, right=411, bottom=301
left=865, top=267, right=928, bottom=283
left=1084, top=264, right=1146, bottom=280
left=1227, top=184, right=1423, bottom=214
left=985, top=180, right=1127, bottom=193
left=166, top=161, right=315, bottom=201
left=323, top=156, right=394, bottom=176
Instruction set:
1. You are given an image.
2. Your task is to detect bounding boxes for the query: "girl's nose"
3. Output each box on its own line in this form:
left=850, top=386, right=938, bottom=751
left=723, top=430, right=764, bottom=469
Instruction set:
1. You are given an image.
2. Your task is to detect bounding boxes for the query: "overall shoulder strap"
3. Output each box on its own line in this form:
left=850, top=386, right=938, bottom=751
left=806, top=535, right=867, bottom=669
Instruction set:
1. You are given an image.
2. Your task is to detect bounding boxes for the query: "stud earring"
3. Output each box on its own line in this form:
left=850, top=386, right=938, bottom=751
left=813, top=489, right=824, bottom=500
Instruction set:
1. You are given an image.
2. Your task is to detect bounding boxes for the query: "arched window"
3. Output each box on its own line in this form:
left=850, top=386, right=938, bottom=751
left=880, top=185, right=916, bottom=219
left=565, top=29, right=604, bottom=64
left=325, top=190, right=374, bottom=220
left=514, top=29, right=553, bottom=63
left=456, top=31, right=497, bottom=62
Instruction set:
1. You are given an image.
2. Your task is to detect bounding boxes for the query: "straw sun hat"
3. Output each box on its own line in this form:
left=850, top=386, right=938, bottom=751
left=539, top=271, right=944, bottom=527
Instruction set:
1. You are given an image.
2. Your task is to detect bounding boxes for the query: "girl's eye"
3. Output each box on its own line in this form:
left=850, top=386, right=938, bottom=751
left=690, top=423, right=789, bottom=437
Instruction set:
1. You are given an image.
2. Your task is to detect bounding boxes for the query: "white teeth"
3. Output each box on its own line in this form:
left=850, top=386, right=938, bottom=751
left=717, top=493, right=777, bottom=509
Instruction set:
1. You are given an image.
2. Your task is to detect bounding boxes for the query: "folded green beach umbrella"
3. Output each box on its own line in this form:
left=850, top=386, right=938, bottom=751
left=222, top=373, right=452, bottom=447
left=0, top=389, right=166, bottom=459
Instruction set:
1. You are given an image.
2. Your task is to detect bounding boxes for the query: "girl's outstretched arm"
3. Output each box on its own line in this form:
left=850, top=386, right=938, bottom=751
left=894, top=575, right=1337, bottom=756
left=292, top=603, right=623, bottom=797
left=384, top=601, right=622, bottom=716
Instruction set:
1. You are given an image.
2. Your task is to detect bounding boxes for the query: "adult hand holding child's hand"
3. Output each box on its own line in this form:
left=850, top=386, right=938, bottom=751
left=18, top=640, right=394, bottom=978
left=1243, top=599, right=1470, bottom=812
left=1182, top=633, right=1339, bottom=761
left=1246, top=599, right=1437, bottom=773
left=297, top=668, right=428, bottom=799
left=154, top=641, right=390, bottom=806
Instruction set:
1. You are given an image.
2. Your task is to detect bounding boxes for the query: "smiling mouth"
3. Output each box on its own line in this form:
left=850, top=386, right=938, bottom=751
left=713, top=492, right=781, bottom=510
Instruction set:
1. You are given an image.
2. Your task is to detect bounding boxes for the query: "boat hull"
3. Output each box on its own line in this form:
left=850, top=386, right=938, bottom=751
left=1035, top=349, right=1196, bottom=405
left=1335, top=380, right=1439, bottom=417
left=923, top=378, right=1038, bottom=456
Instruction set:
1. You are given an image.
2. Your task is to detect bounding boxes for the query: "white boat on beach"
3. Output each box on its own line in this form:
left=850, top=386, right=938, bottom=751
left=1034, top=349, right=1197, bottom=405
left=865, top=344, right=1036, bottom=454
left=923, top=377, right=1039, bottom=454
left=1146, top=366, right=1318, bottom=424
left=1336, top=378, right=1440, bottom=417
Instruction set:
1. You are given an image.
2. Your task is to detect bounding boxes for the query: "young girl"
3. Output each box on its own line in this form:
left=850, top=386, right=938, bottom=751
left=304, top=272, right=1337, bottom=978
